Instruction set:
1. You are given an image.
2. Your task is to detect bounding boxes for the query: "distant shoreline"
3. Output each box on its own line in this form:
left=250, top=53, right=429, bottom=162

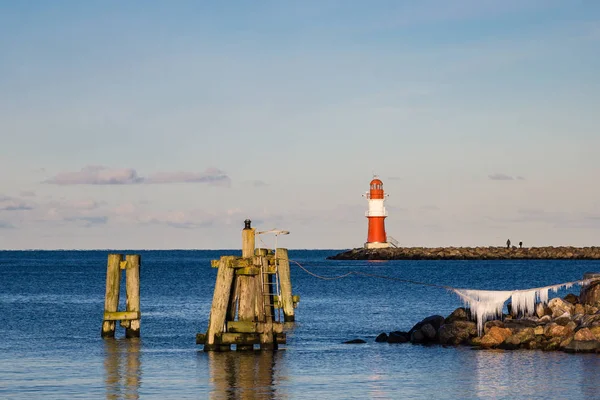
left=327, top=246, right=600, bottom=260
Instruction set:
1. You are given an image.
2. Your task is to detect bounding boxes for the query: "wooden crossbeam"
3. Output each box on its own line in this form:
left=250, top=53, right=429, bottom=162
left=103, top=311, right=141, bottom=321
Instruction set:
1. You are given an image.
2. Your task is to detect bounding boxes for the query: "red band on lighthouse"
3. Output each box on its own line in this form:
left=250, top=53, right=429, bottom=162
left=364, top=177, right=390, bottom=249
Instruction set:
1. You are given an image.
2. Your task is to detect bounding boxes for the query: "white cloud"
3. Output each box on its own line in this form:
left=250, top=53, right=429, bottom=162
left=145, top=168, right=231, bottom=186
left=489, top=173, right=518, bottom=181
left=44, top=166, right=231, bottom=186
left=0, top=195, right=34, bottom=211
left=45, top=166, right=143, bottom=185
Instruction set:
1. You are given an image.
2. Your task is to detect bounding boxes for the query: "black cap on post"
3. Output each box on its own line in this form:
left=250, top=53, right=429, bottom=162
left=244, top=219, right=252, bottom=230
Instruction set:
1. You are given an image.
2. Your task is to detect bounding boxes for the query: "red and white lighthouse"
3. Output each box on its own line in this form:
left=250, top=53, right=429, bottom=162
left=364, top=176, right=390, bottom=249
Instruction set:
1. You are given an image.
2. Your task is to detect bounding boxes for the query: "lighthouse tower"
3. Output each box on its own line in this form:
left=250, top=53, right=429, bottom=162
left=364, top=176, right=390, bottom=249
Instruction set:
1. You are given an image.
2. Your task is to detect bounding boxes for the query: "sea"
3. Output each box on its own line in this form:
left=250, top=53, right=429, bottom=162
left=1, top=250, right=599, bottom=399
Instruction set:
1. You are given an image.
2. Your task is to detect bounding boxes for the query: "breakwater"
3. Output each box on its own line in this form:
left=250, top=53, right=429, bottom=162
left=370, top=279, right=600, bottom=353
left=328, top=246, right=600, bottom=260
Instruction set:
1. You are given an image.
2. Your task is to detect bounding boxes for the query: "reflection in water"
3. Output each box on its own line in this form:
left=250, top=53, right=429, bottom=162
left=206, top=351, right=287, bottom=400
left=580, top=353, right=600, bottom=399
left=103, top=338, right=142, bottom=400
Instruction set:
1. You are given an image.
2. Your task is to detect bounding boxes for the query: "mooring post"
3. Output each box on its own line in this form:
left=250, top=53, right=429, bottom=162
left=124, top=255, right=141, bottom=338
left=276, top=248, right=295, bottom=322
left=101, top=254, right=123, bottom=338
left=204, top=256, right=236, bottom=352
left=236, top=219, right=257, bottom=351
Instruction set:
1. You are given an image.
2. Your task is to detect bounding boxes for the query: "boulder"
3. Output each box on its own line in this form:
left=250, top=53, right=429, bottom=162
left=500, top=328, right=535, bottom=350
left=554, top=312, right=572, bottom=326
left=421, top=323, right=437, bottom=340
left=534, top=326, right=544, bottom=335
left=574, top=304, right=585, bottom=315
left=484, top=320, right=505, bottom=335
left=445, top=308, right=469, bottom=324
left=410, top=329, right=426, bottom=344
left=565, top=321, right=577, bottom=332
left=417, top=315, right=446, bottom=332
left=480, top=326, right=512, bottom=348
left=589, top=326, right=600, bottom=340
left=542, top=337, right=563, bottom=351
left=548, top=298, right=574, bottom=318
left=574, top=328, right=596, bottom=341
left=544, top=323, right=571, bottom=338
left=438, top=321, right=477, bottom=346
left=536, top=303, right=551, bottom=318
left=344, top=339, right=366, bottom=344
left=584, top=305, right=599, bottom=315
left=375, top=333, right=388, bottom=343
left=581, top=314, right=600, bottom=327
left=563, top=293, right=579, bottom=305
left=387, top=331, right=409, bottom=343
left=560, top=336, right=573, bottom=349
left=503, top=319, right=538, bottom=330
left=563, top=340, right=600, bottom=353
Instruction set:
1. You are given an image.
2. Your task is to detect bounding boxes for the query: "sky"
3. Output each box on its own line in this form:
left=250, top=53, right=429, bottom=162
left=1, top=0, right=599, bottom=249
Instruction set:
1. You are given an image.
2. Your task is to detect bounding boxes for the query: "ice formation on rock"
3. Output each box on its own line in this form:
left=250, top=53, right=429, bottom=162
left=451, top=279, right=592, bottom=335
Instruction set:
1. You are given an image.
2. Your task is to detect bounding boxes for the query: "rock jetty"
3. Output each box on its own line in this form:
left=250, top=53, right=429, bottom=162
left=328, top=246, right=600, bottom=260
left=375, top=280, right=600, bottom=353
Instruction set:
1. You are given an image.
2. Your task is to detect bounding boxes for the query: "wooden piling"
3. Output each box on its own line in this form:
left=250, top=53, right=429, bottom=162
left=199, top=220, right=294, bottom=351
left=124, top=255, right=141, bottom=338
left=242, top=222, right=255, bottom=258
left=204, top=256, right=236, bottom=352
left=276, top=248, right=295, bottom=322
left=236, top=223, right=257, bottom=351
left=102, top=254, right=123, bottom=338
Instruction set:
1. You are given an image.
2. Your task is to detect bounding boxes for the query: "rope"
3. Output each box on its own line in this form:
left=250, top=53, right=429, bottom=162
left=289, top=259, right=355, bottom=281
left=287, top=258, right=591, bottom=292
left=289, top=259, right=449, bottom=287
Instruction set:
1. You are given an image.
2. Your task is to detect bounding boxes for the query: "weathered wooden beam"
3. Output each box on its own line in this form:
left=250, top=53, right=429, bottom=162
left=275, top=333, right=286, bottom=344
left=217, top=332, right=260, bottom=345
left=104, top=311, right=141, bottom=321
left=225, top=321, right=284, bottom=334
left=235, top=267, right=260, bottom=276
left=276, top=248, right=295, bottom=322
left=211, top=257, right=253, bottom=269
left=101, top=254, right=123, bottom=338
left=227, top=321, right=257, bottom=333
left=196, top=333, right=206, bottom=344
left=204, top=256, right=236, bottom=352
left=125, top=254, right=141, bottom=338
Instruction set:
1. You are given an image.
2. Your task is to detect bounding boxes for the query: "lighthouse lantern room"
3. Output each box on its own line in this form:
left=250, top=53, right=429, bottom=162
left=363, top=176, right=390, bottom=249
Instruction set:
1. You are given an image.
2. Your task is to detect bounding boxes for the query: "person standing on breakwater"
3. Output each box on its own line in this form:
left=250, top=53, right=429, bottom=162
left=506, top=239, right=511, bottom=249
left=519, top=241, right=523, bottom=249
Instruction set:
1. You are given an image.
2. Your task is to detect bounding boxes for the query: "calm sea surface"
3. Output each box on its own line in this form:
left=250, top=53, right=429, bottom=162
left=1, top=250, right=599, bottom=399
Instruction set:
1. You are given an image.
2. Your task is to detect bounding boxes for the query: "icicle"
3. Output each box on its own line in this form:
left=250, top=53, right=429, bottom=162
left=511, top=289, right=537, bottom=317
left=538, top=287, right=549, bottom=304
left=449, top=278, right=595, bottom=336
left=452, top=289, right=512, bottom=335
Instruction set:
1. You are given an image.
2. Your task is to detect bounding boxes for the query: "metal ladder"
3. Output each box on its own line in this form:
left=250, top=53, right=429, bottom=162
left=260, top=255, right=281, bottom=322
left=388, top=235, right=399, bottom=248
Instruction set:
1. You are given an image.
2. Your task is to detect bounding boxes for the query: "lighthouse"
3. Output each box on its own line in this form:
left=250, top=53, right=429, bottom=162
left=363, top=176, right=390, bottom=249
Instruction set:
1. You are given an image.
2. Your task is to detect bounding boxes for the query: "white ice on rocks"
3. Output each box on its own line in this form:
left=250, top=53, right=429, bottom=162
left=451, top=279, right=593, bottom=335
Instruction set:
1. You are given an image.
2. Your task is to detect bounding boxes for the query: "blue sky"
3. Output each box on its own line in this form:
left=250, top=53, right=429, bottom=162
left=1, top=1, right=599, bottom=249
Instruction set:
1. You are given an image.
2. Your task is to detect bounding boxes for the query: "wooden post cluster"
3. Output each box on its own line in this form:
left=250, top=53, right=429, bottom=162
left=197, top=220, right=300, bottom=351
left=101, top=254, right=141, bottom=338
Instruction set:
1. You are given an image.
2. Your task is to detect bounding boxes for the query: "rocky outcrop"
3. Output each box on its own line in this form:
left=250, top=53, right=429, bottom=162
left=328, top=246, right=600, bottom=260
left=376, top=286, right=600, bottom=353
